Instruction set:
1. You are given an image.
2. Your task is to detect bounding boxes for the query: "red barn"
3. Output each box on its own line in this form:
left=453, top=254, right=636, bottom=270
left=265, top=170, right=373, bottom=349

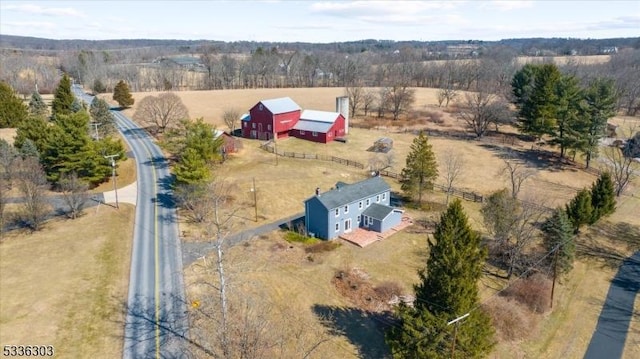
left=241, top=97, right=301, bottom=140
left=291, top=110, right=345, bottom=143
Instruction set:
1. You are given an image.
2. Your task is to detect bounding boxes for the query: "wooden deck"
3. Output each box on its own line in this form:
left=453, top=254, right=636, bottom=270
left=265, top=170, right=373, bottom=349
left=339, top=216, right=413, bottom=247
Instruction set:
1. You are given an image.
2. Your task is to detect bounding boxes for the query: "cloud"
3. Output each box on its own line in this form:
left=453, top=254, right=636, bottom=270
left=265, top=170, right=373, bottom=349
left=1, top=3, right=86, bottom=18
left=487, top=0, right=535, bottom=11
left=310, top=1, right=460, bottom=19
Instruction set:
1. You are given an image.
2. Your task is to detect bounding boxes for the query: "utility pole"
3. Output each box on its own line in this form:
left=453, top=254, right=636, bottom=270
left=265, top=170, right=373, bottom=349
left=90, top=122, right=101, bottom=140
left=104, top=154, right=119, bottom=209
left=274, top=141, right=278, bottom=166
left=252, top=177, right=258, bottom=222
left=550, top=247, right=559, bottom=309
left=447, top=313, right=469, bottom=359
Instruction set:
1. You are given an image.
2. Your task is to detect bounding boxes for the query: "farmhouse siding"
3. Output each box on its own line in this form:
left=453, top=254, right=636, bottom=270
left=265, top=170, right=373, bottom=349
left=305, top=197, right=330, bottom=240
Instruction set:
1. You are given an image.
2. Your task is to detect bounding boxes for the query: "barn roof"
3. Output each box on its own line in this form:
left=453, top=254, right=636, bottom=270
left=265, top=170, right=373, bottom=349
left=300, top=110, right=341, bottom=123
left=259, top=97, right=301, bottom=114
left=306, top=176, right=390, bottom=210
left=363, top=203, right=395, bottom=220
left=293, top=119, right=333, bottom=133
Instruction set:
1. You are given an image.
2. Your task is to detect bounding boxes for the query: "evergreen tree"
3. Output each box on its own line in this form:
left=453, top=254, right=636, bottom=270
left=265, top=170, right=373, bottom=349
left=174, top=148, right=210, bottom=186
left=15, top=115, right=49, bottom=154
left=51, top=74, right=75, bottom=119
left=511, top=64, right=561, bottom=143
left=89, top=97, right=116, bottom=137
left=42, top=111, right=107, bottom=184
left=590, top=172, right=616, bottom=223
left=576, top=78, right=617, bottom=169
left=28, top=91, right=48, bottom=118
left=387, top=200, right=495, bottom=358
left=481, top=189, right=519, bottom=244
left=182, top=118, right=223, bottom=164
left=0, top=81, right=28, bottom=128
left=400, top=132, right=438, bottom=205
left=19, top=139, right=40, bottom=159
left=113, top=80, right=134, bottom=108
left=542, top=208, right=575, bottom=274
left=550, top=75, right=583, bottom=158
left=565, top=188, right=593, bottom=233
left=92, top=78, right=107, bottom=94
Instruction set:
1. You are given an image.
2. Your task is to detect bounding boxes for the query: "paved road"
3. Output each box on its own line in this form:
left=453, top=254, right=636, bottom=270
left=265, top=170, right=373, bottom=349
left=73, top=87, right=188, bottom=358
left=182, top=212, right=304, bottom=267
left=584, top=251, right=640, bottom=359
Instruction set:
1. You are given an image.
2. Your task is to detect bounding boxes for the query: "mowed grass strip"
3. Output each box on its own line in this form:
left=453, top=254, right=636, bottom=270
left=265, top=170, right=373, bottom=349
left=0, top=204, right=134, bottom=358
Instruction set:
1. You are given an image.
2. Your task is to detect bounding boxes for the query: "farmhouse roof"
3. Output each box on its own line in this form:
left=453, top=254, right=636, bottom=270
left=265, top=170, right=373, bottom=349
left=300, top=110, right=341, bottom=123
left=363, top=203, right=395, bottom=220
left=259, top=97, right=301, bottom=114
left=308, top=176, right=390, bottom=210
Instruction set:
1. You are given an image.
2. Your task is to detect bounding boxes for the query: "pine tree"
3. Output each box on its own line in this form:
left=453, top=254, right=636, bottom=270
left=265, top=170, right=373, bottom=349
left=113, top=80, right=134, bottom=108
left=576, top=78, right=617, bottom=169
left=590, top=171, right=616, bottom=223
left=550, top=75, right=583, bottom=158
left=174, top=148, right=210, bottom=186
left=542, top=208, right=575, bottom=274
left=565, top=188, right=593, bottom=233
left=28, top=91, right=48, bottom=118
left=89, top=97, right=116, bottom=137
left=42, top=111, right=107, bottom=184
left=400, top=131, right=438, bottom=205
left=511, top=64, right=561, bottom=143
left=15, top=115, right=49, bottom=154
left=0, top=81, right=28, bottom=128
left=19, top=139, right=40, bottom=159
left=386, top=200, right=495, bottom=358
left=51, top=74, right=75, bottom=119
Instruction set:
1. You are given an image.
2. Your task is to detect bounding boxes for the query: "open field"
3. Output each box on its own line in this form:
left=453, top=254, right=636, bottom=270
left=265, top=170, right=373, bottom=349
left=0, top=204, right=134, bottom=358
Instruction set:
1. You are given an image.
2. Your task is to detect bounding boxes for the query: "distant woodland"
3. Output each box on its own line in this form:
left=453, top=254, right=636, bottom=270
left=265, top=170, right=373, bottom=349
left=1, top=35, right=638, bottom=115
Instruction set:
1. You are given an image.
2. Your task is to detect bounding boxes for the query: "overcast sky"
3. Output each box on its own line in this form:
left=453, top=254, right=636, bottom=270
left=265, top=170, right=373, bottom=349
left=1, top=1, right=638, bottom=43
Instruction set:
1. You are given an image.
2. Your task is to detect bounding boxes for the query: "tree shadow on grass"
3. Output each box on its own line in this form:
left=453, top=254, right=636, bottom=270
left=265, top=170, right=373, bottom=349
left=478, top=143, right=577, bottom=172
left=312, top=304, right=393, bottom=359
left=576, top=221, right=640, bottom=269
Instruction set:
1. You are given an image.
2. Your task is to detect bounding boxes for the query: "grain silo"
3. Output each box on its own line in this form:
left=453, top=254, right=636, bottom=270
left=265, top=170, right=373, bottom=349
left=335, top=96, right=349, bottom=134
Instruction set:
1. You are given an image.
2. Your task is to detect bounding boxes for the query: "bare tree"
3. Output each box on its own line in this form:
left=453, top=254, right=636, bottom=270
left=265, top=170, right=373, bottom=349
left=222, top=108, right=241, bottom=134
left=441, top=150, right=465, bottom=204
left=345, top=85, right=364, bottom=117
left=133, top=92, right=189, bottom=134
left=436, top=86, right=458, bottom=107
left=603, top=145, right=638, bottom=197
left=387, top=85, right=416, bottom=120
left=59, top=171, right=90, bottom=219
left=502, top=158, right=535, bottom=199
left=362, top=89, right=376, bottom=117
left=0, top=176, right=8, bottom=236
left=15, top=157, right=50, bottom=231
left=457, top=91, right=511, bottom=138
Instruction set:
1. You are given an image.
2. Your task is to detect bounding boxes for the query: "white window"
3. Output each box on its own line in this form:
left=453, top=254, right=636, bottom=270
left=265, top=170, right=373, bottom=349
left=344, top=219, right=351, bottom=232
left=376, top=195, right=380, bottom=203
left=366, top=199, right=370, bottom=206
left=382, top=193, right=386, bottom=200
left=344, top=205, right=349, bottom=214
left=357, top=215, right=361, bottom=223
left=259, top=104, right=264, bottom=111
left=335, top=222, right=339, bottom=232
left=335, top=208, right=339, bottom=217
left=267, top=124, right=271, bottom=130
left=358, top=201, right=362, bottom=209
left=312, top=131, right=318, bottom=137
left=243, top=122, right=247, bottom=128
left=364, top=216, right=369, bottom=226
left=252, top=123, right=256, bottom=129
left=300, top=130, right=305, bottom=135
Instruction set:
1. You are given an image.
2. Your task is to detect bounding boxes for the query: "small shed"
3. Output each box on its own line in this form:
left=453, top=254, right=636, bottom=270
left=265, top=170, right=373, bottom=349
left=371, top=137, right=393, bottom=153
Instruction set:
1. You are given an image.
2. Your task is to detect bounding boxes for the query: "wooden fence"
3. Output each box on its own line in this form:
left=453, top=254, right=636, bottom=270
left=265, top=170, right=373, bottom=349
left=260, top=143, right=365, bottom=169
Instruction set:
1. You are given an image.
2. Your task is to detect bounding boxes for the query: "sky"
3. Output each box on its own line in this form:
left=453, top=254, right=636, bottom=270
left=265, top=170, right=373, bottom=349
left=1, top=1, right=639, bottom=43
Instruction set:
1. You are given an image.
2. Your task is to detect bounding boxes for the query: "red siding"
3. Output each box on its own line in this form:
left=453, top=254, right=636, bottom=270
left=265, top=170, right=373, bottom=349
left=243, top=102, right=301, bottom=141
left=291, top=130, right=328, bottom=143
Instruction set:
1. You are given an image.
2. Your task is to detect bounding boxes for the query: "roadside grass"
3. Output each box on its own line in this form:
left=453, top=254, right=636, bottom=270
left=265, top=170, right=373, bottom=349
left=91, top=156, right=137, bottom=193
left=0, top=204, right=134, bottom=358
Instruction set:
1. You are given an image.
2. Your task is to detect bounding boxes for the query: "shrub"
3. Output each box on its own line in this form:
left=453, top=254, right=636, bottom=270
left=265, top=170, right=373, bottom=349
left=483, top=296, right=536, bottom=341
left=305, top=240, right=341, bottom=253
left=374, top=281, right=404, bottom=302
left=502, top=273, right=552, bottom=313
left=284, top=231, right=318, bottom=244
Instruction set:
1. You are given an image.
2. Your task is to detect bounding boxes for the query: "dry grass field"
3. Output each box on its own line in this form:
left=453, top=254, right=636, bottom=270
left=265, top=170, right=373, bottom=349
left=0, top=204, right=134, bottom=358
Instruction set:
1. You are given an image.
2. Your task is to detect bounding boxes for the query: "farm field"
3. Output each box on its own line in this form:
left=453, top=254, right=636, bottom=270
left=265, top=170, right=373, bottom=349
left=0, top=205, right=134, bottom=359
